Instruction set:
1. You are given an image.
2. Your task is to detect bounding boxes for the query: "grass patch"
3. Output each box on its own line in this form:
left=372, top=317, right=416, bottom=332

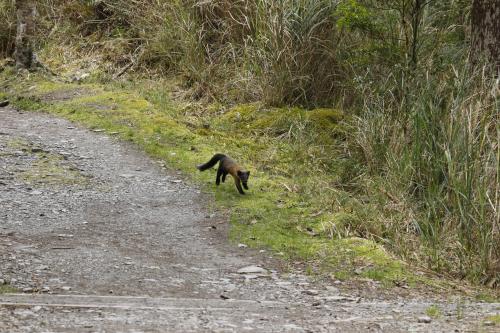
left=425, top=304, right=441, bottom=318
left=3, top=138, right=89, bottom=187
left=0, top=285, right=18, bottom=294
left=484, top=315, right=500, bottom=324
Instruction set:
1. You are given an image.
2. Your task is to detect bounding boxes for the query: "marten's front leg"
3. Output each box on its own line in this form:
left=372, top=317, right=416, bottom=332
left=234, top=178, right=245, bottom=195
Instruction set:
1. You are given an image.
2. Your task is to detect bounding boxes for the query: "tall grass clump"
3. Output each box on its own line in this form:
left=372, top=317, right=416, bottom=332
left=150, top=0, right=346, bottom=106
left=0, top=0, right=16, bottom=57
left=353, top=59, right=499, bottom=284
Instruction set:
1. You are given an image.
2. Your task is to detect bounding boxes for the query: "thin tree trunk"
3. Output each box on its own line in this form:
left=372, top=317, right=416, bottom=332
left=14, top=0, right=35, bottom=69
left=470, top=0, right=500, bottom=71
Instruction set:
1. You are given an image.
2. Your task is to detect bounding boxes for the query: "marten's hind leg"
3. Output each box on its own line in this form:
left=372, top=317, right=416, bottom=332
left=216, top=166, right=223, bottom=185
left=222, top=172, right=228, bottom=183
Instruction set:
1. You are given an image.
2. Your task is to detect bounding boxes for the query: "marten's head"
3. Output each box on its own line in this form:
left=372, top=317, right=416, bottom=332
left=238, top=170, right=250, bottom=189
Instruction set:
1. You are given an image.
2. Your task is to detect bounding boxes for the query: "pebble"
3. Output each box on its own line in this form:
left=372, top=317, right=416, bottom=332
left=303, top=289, right=319, bottom=296
left=238, top=243, right=248, bottom=248
left=325, top=286, right=340, bottom=294
left=483, top=321, right=495, bottom=326
left=417, top=316, right=432, bottom=323
left=61, top=286, right=72, bottom=291
left=237, top=265, right=268, bottom=275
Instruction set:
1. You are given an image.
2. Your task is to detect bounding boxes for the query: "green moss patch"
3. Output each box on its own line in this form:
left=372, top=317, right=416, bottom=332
left=0, top=285, right=18, bottom=294
left=3, top=137, right=89, bottom=187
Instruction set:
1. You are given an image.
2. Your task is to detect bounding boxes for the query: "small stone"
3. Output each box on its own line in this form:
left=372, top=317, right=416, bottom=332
left=22, top=287, right=33, bottom=293
left=303, top=289, right=319, bottom=296
left=325, top=286, right=340, bottom=294
left=418, top=316, right=432, bottom=323
left=483, top=321, right=495, bottom=327
left=0, top=279, right=5, bottom=285
left=0, top=100, right=10, bottom=107
left=237, top=265, right=268, bottom=275
left=119, top=174, right=135, bottom=179
left=238, top=243, right=248, bottom=248
left=61, top=286, right=72, bottom=291
left=30, top=190, right=43, bottom=195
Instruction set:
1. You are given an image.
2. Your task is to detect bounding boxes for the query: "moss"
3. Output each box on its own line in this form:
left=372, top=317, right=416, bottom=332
left=426, top=304, right=441, bottom=318
left=484, top=315, right=500, bottom=324
left=0, top=285, right=18, bottom=294
left=18, top=152, right=88, bottom=186
left=5, top=138, right=89, bottom=187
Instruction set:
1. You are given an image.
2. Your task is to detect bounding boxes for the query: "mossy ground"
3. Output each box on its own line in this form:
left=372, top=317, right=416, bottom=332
left=3, top=138, right=89, bottom=187
left=0, top=69, right=497, bottom=297
left=0, top=285, right=18, bottom=294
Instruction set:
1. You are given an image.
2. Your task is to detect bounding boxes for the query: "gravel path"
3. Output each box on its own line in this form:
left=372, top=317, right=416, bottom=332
left=0, top=106, right=498, bottom=332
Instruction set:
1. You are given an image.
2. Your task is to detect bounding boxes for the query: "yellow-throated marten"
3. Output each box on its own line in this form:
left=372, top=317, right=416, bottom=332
left=197, top=154, right=250, bottom=195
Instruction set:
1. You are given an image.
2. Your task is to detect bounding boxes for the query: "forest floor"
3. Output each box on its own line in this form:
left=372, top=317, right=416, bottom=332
left=0, top=77, right=499, bottom=332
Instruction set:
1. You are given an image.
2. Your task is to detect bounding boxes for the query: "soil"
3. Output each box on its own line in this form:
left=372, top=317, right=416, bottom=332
left=0, top=105, right=498, bottom=332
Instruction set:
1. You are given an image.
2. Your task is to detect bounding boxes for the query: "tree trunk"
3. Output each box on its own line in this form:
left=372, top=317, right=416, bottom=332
left=470, top=0, right=500, bottom=71
left=14, top=0, right=35, bottom=69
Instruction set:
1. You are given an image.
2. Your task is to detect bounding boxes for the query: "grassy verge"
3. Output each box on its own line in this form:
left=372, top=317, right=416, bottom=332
left=1, top=70, right=497, bottom=298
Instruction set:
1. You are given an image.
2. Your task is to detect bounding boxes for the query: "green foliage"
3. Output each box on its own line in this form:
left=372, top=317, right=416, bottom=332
left=335, top=0, right=372, bottom=31
left=0, top=0, right=15, bottom=57
left=426, top=304, right=441, bottom=318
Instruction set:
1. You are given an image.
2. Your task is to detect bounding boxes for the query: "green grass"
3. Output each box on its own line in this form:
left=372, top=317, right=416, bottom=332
left=426, top=304, right=441, bottom=318
left=484, top=315, right=500, bottom=324
left=0, top=285, right=18, bottom=294
left=4, top=138, right=89, bottom=187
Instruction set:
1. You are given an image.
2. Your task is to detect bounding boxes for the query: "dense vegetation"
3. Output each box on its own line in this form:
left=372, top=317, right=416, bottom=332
left=1, top=0, right=498, bottom=287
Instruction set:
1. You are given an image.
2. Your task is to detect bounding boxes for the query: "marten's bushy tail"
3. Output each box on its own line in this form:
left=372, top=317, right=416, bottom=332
left=197, top=153, right=226, bottom=171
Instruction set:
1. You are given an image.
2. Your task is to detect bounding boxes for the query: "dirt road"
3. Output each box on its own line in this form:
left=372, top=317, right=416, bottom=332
left=0, top=106, right=498, bottom=332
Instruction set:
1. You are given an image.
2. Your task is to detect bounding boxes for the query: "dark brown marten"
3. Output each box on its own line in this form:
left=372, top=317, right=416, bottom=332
left=197, top=154, right=250, bottom=195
